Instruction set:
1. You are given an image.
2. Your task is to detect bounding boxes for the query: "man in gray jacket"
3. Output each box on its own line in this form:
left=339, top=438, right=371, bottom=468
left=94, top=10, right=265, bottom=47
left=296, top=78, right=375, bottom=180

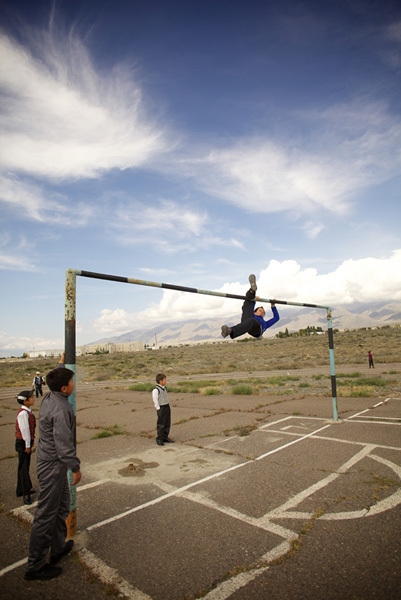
left=25, top=354, right=81, bottom=581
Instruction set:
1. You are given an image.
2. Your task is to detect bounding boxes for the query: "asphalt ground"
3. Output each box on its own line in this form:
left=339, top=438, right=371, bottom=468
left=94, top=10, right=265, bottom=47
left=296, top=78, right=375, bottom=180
left=1, top=364, right=400, bottom=600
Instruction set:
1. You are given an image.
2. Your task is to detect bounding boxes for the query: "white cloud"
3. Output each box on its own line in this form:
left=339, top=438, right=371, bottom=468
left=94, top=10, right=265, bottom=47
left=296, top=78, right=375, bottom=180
left=92, top=251, right=401, bottom=333
left=0, top=174, right=93, bottom=225
left=110, top=198, right=244, bottom=253
left=0, top=29, right=169, bottom=180
left=0, top=331, right=63, bottom=351
left=2, top=23, right=400, bottom=229
left=173, top=100, right=401, bottom=218
left=0, top=252, right=38, bottom=271
left=94, top=308, right=136, bottom=334
left=257, top=251, right=401, bottom=306
left=302, top=221, right=325, bottom=239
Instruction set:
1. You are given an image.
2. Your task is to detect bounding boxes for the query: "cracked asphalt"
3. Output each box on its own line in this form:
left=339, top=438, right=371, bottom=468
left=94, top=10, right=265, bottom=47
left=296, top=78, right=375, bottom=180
left=1, top=366, right=400, bottom=599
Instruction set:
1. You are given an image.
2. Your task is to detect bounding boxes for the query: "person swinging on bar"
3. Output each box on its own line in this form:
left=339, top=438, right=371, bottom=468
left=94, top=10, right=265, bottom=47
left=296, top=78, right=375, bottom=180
left=221, top=274, right=280, bottom=340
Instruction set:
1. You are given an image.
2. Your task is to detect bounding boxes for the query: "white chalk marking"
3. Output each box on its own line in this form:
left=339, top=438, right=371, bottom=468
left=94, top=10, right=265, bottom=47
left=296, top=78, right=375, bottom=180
left=78, top=548, right=151, bottom=600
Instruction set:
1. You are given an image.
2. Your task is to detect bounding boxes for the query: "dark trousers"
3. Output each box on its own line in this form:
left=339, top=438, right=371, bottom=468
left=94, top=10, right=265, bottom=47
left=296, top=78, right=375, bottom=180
left=230, top=291, right=262, bottom=339
left=26, top=460, right=70, bottom=572
left=15, top=439, right=32, bottom=497
left=156, top=404, right=171, bottom=442
left=35, top=385, right=43, bottom=398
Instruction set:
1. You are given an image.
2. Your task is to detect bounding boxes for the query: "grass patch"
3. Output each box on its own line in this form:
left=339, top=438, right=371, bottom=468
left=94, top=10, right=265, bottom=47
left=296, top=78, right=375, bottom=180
left=337, top=375, right=389, bottom=397
left=203, top=387, right=221, bottom=395
left=129, top=383, right=154, bottom=392
left=91, top=424, right=125, bottom=439
left=336, top=372, right=362, bottom=378
left=232, top=384, right=253, bottom=395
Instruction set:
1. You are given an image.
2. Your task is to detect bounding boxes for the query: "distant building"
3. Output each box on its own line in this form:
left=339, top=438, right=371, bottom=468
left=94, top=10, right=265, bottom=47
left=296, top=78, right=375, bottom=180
left=28, top=348, right=67, bottom=358
left=84, top=341, right=143, bottom=354
left=28, top=341, right=143, bottom=358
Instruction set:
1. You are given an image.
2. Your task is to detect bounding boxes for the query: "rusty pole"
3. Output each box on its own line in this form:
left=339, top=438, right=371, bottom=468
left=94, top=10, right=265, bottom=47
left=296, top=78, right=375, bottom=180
left=65, top=269, right=77, bottom=537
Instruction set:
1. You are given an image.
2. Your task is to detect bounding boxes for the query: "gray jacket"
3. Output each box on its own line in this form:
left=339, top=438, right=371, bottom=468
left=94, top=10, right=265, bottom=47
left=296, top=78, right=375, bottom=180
left=36, top=391, right=80, bottom=473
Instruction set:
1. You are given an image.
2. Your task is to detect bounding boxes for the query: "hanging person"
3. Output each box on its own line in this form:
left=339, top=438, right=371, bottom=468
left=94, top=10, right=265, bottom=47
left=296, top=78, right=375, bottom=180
left=221, top=274, right=280, bottom=340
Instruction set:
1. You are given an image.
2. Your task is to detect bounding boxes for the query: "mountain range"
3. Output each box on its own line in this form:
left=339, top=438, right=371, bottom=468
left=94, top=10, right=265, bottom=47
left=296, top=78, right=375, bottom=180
left=1, top=301, right=399, bottom=358
left=93, top=301, right=401, bottom=347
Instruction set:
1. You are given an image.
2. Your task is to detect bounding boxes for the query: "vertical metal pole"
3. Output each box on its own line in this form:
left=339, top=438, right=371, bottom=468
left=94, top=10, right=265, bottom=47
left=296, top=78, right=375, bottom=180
left=65, top=269, right=77, bottom=537
left=326, top=308, right=338, bottom=422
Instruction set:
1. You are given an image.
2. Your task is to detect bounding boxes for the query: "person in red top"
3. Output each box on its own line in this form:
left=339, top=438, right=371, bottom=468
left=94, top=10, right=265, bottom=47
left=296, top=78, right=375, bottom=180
left=15, top=389, right=36, bottom=505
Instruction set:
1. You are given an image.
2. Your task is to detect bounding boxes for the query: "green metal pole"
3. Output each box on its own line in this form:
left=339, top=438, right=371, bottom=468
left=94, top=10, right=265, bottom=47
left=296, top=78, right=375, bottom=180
left=326, top=308, right=338, bottom=421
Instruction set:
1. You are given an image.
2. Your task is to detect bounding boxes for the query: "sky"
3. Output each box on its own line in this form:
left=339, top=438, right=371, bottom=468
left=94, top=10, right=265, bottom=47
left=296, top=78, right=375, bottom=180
left=0, top=0, right=400, bottom=354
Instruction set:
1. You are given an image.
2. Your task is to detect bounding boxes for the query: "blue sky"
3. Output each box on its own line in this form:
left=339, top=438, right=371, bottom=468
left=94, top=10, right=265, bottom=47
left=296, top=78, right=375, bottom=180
left=1, top=0, right=400, bottom=354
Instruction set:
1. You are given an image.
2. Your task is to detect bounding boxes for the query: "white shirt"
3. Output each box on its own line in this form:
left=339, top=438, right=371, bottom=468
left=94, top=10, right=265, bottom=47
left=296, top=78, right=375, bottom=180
left=17, top=406, right=33, bottom=448
left=152, top=387, right=161, bottom=410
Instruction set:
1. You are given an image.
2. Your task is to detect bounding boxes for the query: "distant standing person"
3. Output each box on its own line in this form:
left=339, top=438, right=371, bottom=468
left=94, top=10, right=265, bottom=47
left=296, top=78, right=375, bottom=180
left=368, top=350, right=374, bottom=368
left=25, top=353, right=81, bottom=581
left=15, top=389, right=36, bottom=505
left=33, top=371, right=45, bottom=398
left=152, top=373, right=174, bottom=446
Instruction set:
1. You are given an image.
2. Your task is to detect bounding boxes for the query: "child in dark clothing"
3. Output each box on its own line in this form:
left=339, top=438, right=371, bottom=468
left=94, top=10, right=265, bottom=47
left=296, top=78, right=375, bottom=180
left=15, top=389, right=36, bottom=505
left=221, top=274, right=280, bottom=339
left=152, top=373, right=174, bottom=446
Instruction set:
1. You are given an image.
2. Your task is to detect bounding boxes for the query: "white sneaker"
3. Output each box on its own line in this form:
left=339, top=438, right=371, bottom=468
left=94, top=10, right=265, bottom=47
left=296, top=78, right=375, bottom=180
left=221, top=325, right=231, bottom=338
left=248, top=274, right=257, bottom=292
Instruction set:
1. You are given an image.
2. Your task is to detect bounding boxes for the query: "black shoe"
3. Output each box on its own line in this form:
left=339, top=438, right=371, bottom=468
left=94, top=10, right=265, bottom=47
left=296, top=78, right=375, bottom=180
left=156, top=440, right=164, bottom=446
left=25, top=564, right=62, bottom=580
left=49, top=540, right=74, bottom=565
left=23, top=495, right=32, bottom=505
left=163, top=438, right=175, bottom=443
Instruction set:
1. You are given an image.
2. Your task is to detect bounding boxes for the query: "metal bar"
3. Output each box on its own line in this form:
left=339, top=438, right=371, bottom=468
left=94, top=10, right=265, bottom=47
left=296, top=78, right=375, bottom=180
left=64, top=267, right=339, bottom=539
left=72, top=269, right=332, bottom=310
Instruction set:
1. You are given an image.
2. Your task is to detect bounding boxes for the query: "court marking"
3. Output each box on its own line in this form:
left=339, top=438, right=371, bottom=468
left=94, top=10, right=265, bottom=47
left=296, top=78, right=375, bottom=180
left=3, top=402, right=401, bottom=600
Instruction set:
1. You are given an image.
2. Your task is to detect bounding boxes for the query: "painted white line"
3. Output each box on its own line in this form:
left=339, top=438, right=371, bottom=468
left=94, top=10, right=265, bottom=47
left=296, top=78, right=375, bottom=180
left=348, top=408, right=370, bottom=419
left=260, top=416, right=327, bottom=430
left=201, top=565, right=270, bottom=600
left=77, top=479, right=111, bottom=491
left=10, top=479, right=112, bottom=521
left=347, top=419, right=401, bottom=424
left=87, top=460, right=251, bottom=531
left=311, top=434, right=401, bottom=452
left=88, top=423, right=333, bottom=531
left=256, top=423, right=332, bottom=461
left=0, top=557, right=27, bottom=577
left=176, top=488, right=297, bottom=542
left=262, top=444, right=377, bottom=520
left=79, top=548, right=151, bottom=600
left=200, top=539, right=292, bottom=600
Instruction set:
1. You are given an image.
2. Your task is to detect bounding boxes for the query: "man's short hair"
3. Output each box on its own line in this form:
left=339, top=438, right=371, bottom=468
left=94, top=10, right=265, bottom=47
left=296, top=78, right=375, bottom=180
left=46, top=367, right=75, bottom=392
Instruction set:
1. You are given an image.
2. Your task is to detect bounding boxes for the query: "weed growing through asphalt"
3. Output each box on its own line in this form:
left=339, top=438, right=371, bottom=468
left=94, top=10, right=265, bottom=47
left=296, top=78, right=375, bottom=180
left=91, top=424, right=125, bottom=439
